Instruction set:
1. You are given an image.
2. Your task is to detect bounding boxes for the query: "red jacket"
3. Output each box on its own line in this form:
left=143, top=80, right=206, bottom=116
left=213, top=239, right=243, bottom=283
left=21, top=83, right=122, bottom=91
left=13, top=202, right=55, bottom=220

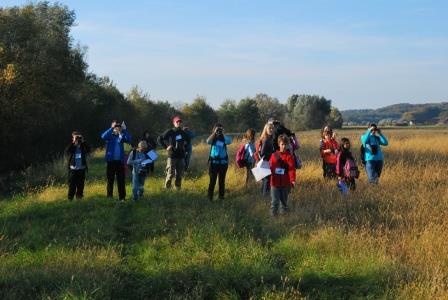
left=320, top=138, right=339, bottom=164
left=269, top=150, right=296, bottom=188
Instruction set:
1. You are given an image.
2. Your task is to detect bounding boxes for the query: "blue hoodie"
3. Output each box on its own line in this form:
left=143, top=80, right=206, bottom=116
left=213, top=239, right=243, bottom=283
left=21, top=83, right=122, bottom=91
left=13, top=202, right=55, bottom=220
left=101, top=128, right=132, bottom=161
left=360, top=129, right=388, bottom=161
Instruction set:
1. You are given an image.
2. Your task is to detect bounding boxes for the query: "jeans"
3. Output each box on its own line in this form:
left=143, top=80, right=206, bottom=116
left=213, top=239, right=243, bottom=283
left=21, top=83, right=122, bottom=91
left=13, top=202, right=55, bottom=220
left=68, top=169, right=85, bottom=199
left=132, top=173, right=146, bottom=201
left=271, top=187, right=290, bottom=216
left=107, top=160, right=126, bottom=200
left=208, top=163, right=228, bottom=200
left=365, top=160, right=383, bottom=183
left=261, top=175, right=271, bottom=196
left=165, top=157, right=185, bottom=189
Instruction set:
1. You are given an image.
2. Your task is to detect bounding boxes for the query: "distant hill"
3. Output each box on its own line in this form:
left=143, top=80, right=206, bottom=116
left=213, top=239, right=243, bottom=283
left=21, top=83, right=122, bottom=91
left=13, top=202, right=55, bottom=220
left=341, top=102, right=448, bottom=125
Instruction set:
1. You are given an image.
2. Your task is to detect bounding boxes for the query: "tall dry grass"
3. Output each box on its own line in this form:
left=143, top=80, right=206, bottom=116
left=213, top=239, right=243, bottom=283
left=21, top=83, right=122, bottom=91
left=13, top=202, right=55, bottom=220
left=0, top=128, right=447, bottom=299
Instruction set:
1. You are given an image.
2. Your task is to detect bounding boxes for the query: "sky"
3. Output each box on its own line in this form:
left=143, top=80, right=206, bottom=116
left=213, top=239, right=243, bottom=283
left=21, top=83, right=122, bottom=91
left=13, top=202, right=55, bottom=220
left=3, top=0, right=448, bottom=110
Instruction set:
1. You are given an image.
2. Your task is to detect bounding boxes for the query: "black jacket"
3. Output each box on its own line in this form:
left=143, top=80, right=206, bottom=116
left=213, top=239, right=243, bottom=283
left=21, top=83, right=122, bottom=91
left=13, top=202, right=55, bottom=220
left=65, top=142, right=90, bottom=170
left=273, top=124, right=293, bottom=150
left=260, top=136, right=275, bottom=161
left=157, top=128, right=191, bottom=159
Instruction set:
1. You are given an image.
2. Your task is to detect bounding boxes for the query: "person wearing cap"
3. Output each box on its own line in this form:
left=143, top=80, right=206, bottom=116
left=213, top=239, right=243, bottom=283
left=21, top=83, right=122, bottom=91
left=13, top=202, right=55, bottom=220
left=360, top=123, right=389, bottom=184
left=101, top=120, right=132, bottom=201
left=158, top=116, right=191, bottom=189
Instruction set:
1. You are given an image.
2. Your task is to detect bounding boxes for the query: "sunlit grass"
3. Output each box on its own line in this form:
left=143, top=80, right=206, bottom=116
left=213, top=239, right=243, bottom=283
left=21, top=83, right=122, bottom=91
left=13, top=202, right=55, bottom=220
left=0, top=128, right=447, bottom=299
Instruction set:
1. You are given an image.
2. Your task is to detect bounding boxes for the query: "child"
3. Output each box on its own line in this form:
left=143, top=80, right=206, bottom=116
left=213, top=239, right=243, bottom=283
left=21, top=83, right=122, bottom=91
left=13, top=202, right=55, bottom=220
left=319, top=126, right=339, bottom=179
left=243, top=128, right=256, bottom=187
left=127, top=141, right=149, bottom=202
left=65, top=131, right=90, bottom=200
left=336, top=137, right=360, bottom=191
left=269, top=135, right=296, bottom=216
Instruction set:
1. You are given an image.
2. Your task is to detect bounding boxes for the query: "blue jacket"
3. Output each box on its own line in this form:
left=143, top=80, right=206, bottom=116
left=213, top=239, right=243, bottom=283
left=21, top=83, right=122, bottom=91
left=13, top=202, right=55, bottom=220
left=360, top=129, right=388, bottom=161
left=207, top=136, right=232, bottom=164
left=101, top=128, right=131, bottom=161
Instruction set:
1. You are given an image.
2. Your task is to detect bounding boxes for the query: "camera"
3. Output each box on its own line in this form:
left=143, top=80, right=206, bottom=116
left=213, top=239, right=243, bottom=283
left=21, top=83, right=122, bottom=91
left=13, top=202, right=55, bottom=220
left=216, top=128, right=223, bottom=135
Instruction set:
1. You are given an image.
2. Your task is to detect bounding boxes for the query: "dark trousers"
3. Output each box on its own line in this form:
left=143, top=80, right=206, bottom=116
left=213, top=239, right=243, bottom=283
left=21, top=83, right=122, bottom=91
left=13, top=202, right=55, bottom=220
left=107, top=160, right=126, bottom=200
left=208, top=163, right=228, bottom=200
left=323, top=161, right=336, bottom=179
left=68, top=169, right=86, bottom=200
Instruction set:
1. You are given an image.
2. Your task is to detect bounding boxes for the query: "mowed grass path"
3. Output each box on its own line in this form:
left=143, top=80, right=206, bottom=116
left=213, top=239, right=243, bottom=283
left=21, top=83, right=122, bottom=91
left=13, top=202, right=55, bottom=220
left=1, top=129, right=447, bottom=299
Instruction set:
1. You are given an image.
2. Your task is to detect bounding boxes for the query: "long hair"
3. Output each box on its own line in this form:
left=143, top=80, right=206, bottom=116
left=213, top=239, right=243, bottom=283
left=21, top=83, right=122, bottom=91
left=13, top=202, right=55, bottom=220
left=258, top=123, right=273, bottom=144
left=243, top=128, right=256, bottom=143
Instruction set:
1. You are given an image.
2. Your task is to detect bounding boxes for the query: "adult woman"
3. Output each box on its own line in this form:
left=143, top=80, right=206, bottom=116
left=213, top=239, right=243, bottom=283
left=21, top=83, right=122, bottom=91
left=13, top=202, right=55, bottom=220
left=206, top=123, right=232, bottom=201
left=258, top=123, right=275, bottom=196
left=360, top=123, right=388, bottom=184
left=319, top=126, right=339, bottom=179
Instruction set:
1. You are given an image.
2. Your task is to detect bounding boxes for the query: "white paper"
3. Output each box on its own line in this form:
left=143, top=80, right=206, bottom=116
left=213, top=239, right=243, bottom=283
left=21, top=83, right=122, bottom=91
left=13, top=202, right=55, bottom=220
left=256, top=159, right=270, bottom=170
left=251, top=166, right=271, bottom=182
left=146, top=150, right=158, bottom=161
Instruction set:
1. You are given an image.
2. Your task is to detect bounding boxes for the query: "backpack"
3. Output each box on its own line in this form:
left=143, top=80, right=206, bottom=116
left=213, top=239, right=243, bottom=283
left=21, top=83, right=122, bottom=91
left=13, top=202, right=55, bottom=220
left=360, top=145, right=366, bottom=166
left=235, top=143, right=247, bottom=168
left=254, top=140, right=263, bottom=162
left=344, top=158, right=360, bottom=179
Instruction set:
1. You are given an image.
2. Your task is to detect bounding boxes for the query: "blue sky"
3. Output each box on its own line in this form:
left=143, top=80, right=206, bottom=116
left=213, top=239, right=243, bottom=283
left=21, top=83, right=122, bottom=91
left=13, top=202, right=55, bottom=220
left=3, top=0, right=448, bottom=109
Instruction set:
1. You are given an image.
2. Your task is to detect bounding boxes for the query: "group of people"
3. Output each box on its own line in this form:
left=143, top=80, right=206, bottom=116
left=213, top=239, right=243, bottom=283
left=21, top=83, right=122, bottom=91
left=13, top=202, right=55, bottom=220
left=65, top=116, right=388, bottom=217
left=319, top=123, right=388, bottom=190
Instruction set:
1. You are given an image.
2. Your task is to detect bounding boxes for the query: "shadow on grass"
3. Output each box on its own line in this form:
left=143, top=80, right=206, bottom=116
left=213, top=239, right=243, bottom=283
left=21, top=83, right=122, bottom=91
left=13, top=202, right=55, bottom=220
left=298, top=271, right=394, bottom=299
left=0, top=257, right=393, bottom=299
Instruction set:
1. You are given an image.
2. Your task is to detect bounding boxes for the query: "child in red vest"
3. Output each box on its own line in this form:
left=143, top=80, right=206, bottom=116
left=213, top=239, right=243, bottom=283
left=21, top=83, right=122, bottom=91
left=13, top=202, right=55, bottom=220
left=320, top=126, right=339, bottom=179
left=269, top=135, right=296, bottom=216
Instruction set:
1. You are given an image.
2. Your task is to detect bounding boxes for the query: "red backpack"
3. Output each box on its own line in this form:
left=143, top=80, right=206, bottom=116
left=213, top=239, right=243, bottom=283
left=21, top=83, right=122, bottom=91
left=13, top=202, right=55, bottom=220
left=344, top=158, right=360, bottom=179
left=254, top=140, right=263, bottom=162
left=235, top=143, right=247, bottom=168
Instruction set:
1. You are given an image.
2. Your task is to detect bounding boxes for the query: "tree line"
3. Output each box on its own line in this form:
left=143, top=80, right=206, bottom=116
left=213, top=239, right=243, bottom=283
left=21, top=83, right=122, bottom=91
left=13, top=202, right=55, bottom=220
left=0, top=2, right=342, bottom=174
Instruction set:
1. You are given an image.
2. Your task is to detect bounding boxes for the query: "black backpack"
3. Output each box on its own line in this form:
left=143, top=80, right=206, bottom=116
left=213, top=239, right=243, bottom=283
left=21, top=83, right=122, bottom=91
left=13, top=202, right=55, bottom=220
left=360, top=144, right=366, bottom=166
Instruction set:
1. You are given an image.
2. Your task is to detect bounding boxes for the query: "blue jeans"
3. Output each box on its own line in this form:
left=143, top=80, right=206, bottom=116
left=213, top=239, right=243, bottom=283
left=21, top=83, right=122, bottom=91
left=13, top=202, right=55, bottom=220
left=365, top=160, right=383, bottom=183
left=261, top=175, right=271, bottom=196
left=271, top=187, right=289, bottom=216
left=132, top=173, right=146, bottom=201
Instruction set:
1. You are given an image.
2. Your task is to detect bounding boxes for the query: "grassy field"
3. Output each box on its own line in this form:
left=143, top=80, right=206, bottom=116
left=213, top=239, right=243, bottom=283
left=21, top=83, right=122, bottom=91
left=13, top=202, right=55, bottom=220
left=1, top=128, right=447, bottom=299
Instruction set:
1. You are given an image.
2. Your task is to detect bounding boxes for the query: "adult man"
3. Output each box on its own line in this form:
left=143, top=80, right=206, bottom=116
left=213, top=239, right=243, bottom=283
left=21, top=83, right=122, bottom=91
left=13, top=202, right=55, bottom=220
left=360, top=123, right=389, bottom=184
left=158, top=116, right=191, bottom=189
left=101, top=120, right=132, bottom=201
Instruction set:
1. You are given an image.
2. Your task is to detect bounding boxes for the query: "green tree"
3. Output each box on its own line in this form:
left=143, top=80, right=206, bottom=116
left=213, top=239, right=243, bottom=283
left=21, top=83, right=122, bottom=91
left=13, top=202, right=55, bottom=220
left=236, top=97, right=261, bottom=132
left=327, top=107, right=343, bottom=129
left=217, top=99, right=238, bottom=132
left=0, top=2, right=87, bottom=172
left=254, top=93, right=286, bottom=127
left=182, top=96, right=218, bottom=134
left=286, top=95, right=332, bottom=130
